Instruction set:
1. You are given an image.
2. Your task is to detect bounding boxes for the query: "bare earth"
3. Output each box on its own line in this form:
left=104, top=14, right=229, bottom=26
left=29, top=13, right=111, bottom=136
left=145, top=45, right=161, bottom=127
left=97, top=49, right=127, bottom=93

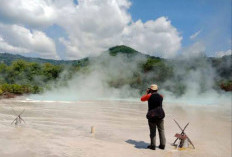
left=0, top=98, right=231, bottom=157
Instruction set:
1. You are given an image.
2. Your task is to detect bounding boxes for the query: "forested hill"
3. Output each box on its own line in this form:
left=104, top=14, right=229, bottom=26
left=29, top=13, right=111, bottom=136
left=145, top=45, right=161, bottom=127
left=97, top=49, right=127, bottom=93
left=0, top=45, right=156, bottom=65
left=0, top=53, right=77, bottom=65
left=0, top=45, right=231, bottom=97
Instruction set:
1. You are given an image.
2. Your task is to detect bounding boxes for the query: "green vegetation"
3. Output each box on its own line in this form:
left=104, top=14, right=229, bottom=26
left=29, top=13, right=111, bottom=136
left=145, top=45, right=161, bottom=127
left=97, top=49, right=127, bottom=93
left=109, top=45, right=139, bottom=56
left=219, top=80, right=232, bottom=91
left=0, top=53, right=86, bottom=65
left=0, top=84, right=40, bottom=94
left=0, top=45, right=231, bottom=97
left=0, top=57, right=90, bottom=96
left=0, top=60, right=62, bottom=95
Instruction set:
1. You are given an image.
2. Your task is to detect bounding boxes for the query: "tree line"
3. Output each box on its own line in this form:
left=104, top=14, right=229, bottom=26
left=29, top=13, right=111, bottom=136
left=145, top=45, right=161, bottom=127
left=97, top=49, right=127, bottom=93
left=0, top=51, right=231, bottom=97
left=0, top=60, right=63, bottom=95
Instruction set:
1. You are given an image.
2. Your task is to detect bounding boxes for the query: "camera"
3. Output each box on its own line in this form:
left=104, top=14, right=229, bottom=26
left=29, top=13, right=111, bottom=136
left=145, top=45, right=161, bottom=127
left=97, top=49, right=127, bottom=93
left=147, top=88, right=152, bottom=94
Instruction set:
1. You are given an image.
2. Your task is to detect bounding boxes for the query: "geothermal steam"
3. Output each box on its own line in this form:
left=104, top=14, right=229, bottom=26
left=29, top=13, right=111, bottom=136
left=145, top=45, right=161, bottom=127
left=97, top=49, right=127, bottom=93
left=30, top=52, right=231, bottom=106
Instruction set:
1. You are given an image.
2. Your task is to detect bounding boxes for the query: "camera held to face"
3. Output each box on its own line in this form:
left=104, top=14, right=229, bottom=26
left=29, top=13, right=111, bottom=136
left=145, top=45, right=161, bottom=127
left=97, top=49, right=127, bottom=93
left=147, top=88, right=152, bottom=94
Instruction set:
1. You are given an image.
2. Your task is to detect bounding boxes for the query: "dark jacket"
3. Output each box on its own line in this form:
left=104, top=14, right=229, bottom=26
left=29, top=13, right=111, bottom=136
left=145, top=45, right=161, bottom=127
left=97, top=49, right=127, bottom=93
left=148, top=93, right=163, bottom=111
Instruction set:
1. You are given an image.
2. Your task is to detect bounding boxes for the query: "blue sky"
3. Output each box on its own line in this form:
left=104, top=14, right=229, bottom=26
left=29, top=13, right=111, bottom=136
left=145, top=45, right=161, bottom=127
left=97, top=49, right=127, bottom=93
left=0, top=0, right=231, bottom=59
left=129, top=0, right=231, bottom=56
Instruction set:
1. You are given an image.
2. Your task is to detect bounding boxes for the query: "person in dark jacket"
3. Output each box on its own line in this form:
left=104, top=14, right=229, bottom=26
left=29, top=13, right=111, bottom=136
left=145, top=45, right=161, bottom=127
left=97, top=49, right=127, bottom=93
left=141, top=84, right=166, bottom=150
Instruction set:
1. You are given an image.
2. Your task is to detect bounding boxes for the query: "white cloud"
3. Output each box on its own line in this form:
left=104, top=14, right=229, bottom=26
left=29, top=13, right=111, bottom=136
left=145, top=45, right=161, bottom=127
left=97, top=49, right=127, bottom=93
left=215, top=49, right=232, bottom=57
left=56, top=0, right=132, bottom=59
left=55, top=0, right=182, bottom=59
left=0, top=35, right=29, bottom=53
left=122, top=17, right=182, bottom=58
left=0, top=0, right=56, bottom=27
left=190, top=30, right=201, bottom=39
left=0, top=0, right=182, bottom=59
left=0, top=23, right=59, bottom=59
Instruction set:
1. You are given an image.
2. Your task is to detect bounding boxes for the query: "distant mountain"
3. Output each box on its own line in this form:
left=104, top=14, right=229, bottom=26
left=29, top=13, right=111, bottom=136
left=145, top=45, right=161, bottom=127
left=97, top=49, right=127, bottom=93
left=1, top=45, right=231, bottom=65
left=0, top=45, right=161, bottom=65
left=108, top=45, right=162, bottom=60
left=109, top=45, right=139, bottom=56
left=0, top=53, right=77, bottom=65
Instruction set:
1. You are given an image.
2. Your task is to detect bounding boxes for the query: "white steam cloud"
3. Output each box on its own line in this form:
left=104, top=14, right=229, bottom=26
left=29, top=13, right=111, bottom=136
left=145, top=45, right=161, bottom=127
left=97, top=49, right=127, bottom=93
left=31, top=53, right=147, bottom=101
left=30, top=48, right=231, bottom=107
left=215, top=49, right=232, bottom=58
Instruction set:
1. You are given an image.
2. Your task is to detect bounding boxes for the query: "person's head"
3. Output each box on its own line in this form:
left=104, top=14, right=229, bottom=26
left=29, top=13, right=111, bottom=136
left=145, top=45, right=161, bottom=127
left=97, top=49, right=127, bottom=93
left=150, top=84, right=158, bottom=93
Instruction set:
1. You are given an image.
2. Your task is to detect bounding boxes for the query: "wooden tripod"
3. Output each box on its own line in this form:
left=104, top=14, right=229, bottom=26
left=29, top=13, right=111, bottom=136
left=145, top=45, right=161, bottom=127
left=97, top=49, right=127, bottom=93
left=172, top=119, right=195, bottom=149
left=11, top=109, right=25, bottom=126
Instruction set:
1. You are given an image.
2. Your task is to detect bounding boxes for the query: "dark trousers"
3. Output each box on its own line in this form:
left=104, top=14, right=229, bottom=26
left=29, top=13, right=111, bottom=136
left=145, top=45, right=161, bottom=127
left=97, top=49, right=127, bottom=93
left=148, top=119, right=166, bottom=146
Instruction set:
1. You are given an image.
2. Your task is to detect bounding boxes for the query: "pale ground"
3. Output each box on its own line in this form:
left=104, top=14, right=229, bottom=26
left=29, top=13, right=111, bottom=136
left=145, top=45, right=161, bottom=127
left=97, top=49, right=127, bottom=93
left=0, top=98, right=231, bottom=157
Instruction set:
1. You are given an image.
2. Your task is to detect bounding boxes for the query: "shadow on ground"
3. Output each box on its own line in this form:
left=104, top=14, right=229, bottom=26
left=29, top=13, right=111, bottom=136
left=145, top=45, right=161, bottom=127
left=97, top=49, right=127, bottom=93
left=125, top=139, right=149, bottom=149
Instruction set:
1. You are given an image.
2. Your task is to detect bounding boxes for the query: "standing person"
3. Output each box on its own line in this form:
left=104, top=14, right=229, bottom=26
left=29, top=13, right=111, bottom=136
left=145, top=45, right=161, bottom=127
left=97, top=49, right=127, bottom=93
left=141, top=84, right=166, bottom=150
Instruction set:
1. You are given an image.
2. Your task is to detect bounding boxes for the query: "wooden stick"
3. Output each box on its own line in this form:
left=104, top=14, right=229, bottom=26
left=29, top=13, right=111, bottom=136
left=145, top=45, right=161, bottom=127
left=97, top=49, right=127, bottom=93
left=173, top=120, right=189, bottom=145
left=11, top=109, right=25, bottom=125
left=187, top=136, right=195, bottom=149
left=91, top=126, right=95, bottom=134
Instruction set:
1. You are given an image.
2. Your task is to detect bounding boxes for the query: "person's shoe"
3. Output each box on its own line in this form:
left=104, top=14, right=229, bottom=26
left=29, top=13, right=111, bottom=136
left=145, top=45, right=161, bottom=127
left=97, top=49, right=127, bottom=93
left=147, top=145, right=156, bottom=150
left=159, top=145, right=165, bottom=150
left=150, top=145, right=156, bottom=150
